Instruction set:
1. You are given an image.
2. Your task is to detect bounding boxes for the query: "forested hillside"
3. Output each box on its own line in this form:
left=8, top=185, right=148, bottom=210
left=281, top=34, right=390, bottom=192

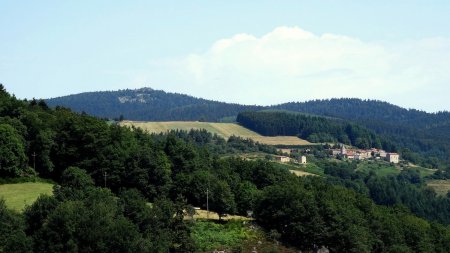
left=237, top=111, right=394, bottom=151
left=45, top=88, right=450, bottom=130
left=45, top=88, right=450, bottom=166
left=2, top=84, right=450, bottom=252
left=46, top=88, right=262, bottom=121
left=275, top=98, right=450, bottom=127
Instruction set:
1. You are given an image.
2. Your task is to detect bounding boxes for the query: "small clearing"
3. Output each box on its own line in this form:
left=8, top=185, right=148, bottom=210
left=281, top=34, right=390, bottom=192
left=120, top=121, right=312, bottom=146
left=289, top=170, right=317, bottom=177
left=0, top=182, right=54, bottom=211
left=188, top=209, right=252, bottom=221
left=427, top=180, right=450, bottom=196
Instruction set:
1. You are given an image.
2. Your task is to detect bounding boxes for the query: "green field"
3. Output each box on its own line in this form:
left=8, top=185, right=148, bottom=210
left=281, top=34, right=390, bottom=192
left=355, top=161, right=435, bottom=178
left=0, top=182, right=54, bottom=211
left=356, top=162, right=401, bottom=177
left=120, top=121, right=312, bottom=146
left=271, top=161, right=323, bottom=176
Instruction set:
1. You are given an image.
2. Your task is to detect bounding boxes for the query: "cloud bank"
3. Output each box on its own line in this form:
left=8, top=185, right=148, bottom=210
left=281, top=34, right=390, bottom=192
left=147, top=26, right=450, bottom=111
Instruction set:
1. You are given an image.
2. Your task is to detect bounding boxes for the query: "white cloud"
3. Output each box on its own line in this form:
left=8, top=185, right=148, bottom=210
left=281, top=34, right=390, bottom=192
left=147, top=26, right=450, bottom=111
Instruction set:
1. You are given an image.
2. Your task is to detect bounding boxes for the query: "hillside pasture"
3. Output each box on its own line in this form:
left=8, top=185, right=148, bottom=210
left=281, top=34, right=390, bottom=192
left=120, top=121, right=312, bottom=146
left=427, top=180, right=450, bottom=196
left=190, top=209, right=252, bottom=221
left=270, top=160, right=322, bottom=177
left=289, top=170, right=318, bottom=177
left=0, top=182, right=54, bottom=211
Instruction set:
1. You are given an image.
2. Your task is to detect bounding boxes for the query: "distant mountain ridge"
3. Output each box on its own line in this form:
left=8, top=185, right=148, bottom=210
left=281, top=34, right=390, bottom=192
left=275, top=99, right=450, bottom=129
left=45, top=87, right=450, bottom=165
left=46, top=87, right=448, bottom=122
left=46, top=88, right=263, bottom=121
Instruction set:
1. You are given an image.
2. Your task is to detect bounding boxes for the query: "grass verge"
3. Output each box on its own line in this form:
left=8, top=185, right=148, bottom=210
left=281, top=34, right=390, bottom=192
left=0, top=182, right=54, bottom=212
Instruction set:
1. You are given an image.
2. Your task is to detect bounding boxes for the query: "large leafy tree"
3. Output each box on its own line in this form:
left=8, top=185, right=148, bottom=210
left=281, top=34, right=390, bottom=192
left=0, top=199, right=32, bottom=253
left=0, top=123, right=28, bottom=177
left=210, top=180, right=236, bottom=220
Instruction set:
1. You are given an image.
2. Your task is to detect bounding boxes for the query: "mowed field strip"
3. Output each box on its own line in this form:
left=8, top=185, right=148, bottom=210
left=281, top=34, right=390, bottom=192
left=427, top=180, right=450, bottom=196
left=0, top=182, right=54, bottom=211
left=190, top=209, right=252, bottom=221
left=289, top=170, right=318, bottom=177
left=120, top=121, right=312, bottom=146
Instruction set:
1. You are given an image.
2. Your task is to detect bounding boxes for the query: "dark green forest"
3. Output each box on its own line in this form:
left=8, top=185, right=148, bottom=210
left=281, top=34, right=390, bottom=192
left=237, top=110, right=391, bottom=150
left=46, top=88, right=263, bottom=122
left=2, top=85, right=450, bottom=252
left=318, top=159, right=450, bottom=225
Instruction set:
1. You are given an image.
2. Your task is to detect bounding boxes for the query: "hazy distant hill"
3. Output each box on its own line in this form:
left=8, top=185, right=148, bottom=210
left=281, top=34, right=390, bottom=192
left=46, top=88, right=449, bottom=125
left=46, top=88, right=263, bottom=122
left=275, top=99, right=450, bottom=129
left=46, top=87, right=450, bottom=165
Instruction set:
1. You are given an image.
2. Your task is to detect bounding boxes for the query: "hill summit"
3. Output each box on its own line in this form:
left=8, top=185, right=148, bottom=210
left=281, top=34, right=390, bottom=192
left=46, top=88, right=262, bottom=121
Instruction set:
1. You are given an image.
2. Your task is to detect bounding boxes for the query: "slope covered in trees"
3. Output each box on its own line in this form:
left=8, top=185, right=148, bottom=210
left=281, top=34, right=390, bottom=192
left=275, top=98, right=450, bottom=127
left=46, top=87, right=262, bottom=122
left=45, top=89, right=450, bottom=129
left=237, top=111, right=395, bottom=151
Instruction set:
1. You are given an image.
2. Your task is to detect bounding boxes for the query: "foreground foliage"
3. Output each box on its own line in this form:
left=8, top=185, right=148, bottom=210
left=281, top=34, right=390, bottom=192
left=190, top=221, right=253, bottom=251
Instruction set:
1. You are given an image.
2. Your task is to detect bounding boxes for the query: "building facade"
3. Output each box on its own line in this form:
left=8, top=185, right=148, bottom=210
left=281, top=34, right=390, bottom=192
left=387, top=153, right=400, bottom=163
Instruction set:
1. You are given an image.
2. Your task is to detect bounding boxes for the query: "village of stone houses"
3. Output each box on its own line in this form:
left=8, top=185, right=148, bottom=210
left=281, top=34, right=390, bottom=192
left=274, top=144, right=400, bottom=164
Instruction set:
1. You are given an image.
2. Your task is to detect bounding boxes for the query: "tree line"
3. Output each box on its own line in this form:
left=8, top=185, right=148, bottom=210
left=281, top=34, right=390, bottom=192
left=317, top=159, right=450, bottom=225
left=237, top=111, right=395, bottom=151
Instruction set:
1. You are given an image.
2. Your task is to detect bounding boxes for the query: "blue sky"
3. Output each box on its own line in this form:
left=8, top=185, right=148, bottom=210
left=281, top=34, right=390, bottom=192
left=1, top=1, right=449, bottom=111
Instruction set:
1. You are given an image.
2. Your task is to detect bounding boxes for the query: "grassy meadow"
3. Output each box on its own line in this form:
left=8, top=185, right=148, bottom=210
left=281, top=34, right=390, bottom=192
left=120, top=121, right=312, bottom=146
left=355, top=160, right=435, bottom=178
left=0, top=182, right=54, bottom=211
